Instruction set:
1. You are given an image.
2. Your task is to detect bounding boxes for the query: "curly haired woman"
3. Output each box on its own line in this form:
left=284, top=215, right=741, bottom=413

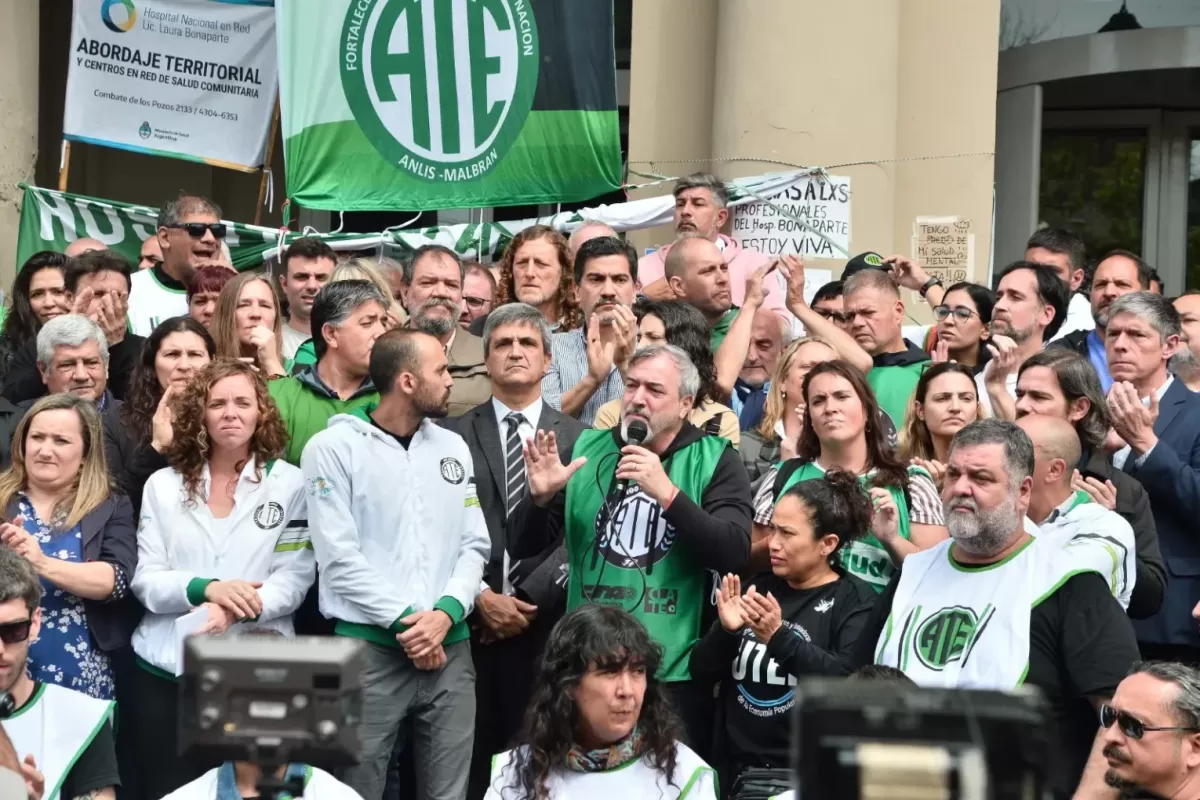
left=485, top=605, right=717, bottom=800
left=129, top=359, right=314, bottom=799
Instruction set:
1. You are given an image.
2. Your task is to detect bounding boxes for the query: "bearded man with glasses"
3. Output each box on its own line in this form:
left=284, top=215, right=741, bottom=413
left=128, top=193, right=226, bottom=337
left=1102, top=662, right=1200, bottom=799
left=0, top=547, right=119, bottom=800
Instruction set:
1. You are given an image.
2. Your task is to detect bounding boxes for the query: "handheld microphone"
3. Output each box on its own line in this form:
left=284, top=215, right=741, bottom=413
left=613, top=419, right=650, bottom=498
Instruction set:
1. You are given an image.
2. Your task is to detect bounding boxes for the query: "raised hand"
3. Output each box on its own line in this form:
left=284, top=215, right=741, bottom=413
left=248, top=325, right=286, bottom=377
left=716, top=574, right=746, bottom=632
left=1107, top=381, right=1159, bottom=455
left=742, top=586, right=783, bottom=643
left=1071, top=470, right=1117, bottom=511
left=744, top=260, right=777, bottom=311
left=869, top=487, right=900, bottom=543
left=151, top=386, right=177, bottom=454
left=523, top=430, right=587, bottom=506
left=585, top=314, right=617, bottom=382
left=776, top=255, right=808, bottom=311
left=884, top=255, right=930, bottom=293
left=608, top=304, right=638, bottom=375
left=912, top=458, right=947, bottom=490
left=983, top=334, right=1019, bottom=386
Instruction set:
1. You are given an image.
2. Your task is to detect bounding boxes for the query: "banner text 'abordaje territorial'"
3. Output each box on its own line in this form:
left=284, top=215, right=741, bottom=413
left=75, top=38, right=263, bottom=98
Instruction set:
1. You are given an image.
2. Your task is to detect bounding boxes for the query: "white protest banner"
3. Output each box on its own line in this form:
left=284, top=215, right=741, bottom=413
left=730, top=175, right=851, bottom=259
left=64, top=0, right=278, bottom=171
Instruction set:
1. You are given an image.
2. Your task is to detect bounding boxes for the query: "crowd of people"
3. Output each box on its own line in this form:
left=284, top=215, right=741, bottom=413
left=1, top=176, right=1200, bottom=800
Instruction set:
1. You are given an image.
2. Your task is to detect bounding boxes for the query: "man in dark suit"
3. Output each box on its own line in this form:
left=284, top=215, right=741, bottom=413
left=442, top=302, right=585, bottom=800
left=1105, top=292, right=1200, bottom=663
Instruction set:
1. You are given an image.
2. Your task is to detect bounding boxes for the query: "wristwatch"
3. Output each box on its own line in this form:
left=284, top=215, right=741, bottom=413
left=919, top=276, right=943, bottom=298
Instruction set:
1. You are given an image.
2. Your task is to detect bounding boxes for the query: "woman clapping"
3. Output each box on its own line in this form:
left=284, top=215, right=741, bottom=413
left=690, top=472, right=879, bottom=796
left=0, top=394, right=137, bottom=701
left=130, top=359, right=315, bottom=799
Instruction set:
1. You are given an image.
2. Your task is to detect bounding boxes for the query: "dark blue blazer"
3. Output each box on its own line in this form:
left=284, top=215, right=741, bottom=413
left=1128, top=378, right=1200, bottom=647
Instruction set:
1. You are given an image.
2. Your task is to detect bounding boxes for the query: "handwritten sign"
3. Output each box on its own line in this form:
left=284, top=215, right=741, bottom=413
left=913, top=216, right=974, bottom=284
left=730, top=175, right=851, bottom=259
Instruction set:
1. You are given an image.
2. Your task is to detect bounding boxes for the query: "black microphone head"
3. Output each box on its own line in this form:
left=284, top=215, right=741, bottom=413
left=625, top=419, right=649, bottom=445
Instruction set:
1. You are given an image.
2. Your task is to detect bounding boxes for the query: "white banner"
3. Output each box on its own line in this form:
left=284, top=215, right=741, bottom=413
left=730, top=175, right=851, bottom=260
left=64, top=0, right=278, bottom=171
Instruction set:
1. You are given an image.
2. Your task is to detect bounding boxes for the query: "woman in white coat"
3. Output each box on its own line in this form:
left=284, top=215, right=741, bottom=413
left=129, top=358, right=315, bottom=800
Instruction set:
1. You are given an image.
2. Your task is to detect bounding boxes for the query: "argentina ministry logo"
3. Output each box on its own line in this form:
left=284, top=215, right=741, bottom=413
left=101, top=0, right=138, bottom=33
left=340, top=0, right=540, bottom=183
left=914, top=605, right=994, bottom=671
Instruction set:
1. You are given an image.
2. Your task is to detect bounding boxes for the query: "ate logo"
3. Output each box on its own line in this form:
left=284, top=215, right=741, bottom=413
left=593, top=489, right=678, bottom=572
left=914, top=606, right=993, bottom=671
left=340, top=0, right=540, bottom=183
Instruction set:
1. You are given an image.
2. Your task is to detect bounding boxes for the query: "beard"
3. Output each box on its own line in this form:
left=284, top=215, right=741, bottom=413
left=413, top=298, right=461, bottom=337
left=991, top=318, right=1035, bottom=344
left=944, top=490, right=1022, bottom=557
left=620, top=403, right=682, bottom=443
left=414, top=380, right=451, bottom=419
left=1170, top=345, right=1199, bottom=376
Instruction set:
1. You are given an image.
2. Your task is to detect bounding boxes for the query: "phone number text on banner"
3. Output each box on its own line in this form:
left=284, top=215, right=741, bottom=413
left=64, top=0, right=278, bottom=171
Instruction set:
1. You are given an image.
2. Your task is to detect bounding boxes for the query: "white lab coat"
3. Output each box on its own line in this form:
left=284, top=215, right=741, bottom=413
left=131, top=458, right=315, bottom=674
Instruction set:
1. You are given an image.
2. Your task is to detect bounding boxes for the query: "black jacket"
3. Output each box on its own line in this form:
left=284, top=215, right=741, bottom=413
left=0, top=398, right=25, bottom=472
left=1051, top=328, right=1090, bottom=357
left=441, top=401, right=586, bottom=611
left=513, top=422, right=753, bottom=574
left=102, top=404, right=167, bottom=520
left=3, top=333, right=146, bottom=404
left=1078, top=449, right=1165, bottom=620
left=5, top=495, right=139, bottom=652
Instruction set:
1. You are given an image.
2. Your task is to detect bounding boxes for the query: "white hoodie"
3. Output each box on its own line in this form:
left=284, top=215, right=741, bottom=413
left=300, top=412, right=489, bottom=641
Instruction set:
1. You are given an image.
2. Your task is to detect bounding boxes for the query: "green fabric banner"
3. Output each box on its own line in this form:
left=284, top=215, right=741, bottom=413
left=277, top=0, right=622, bottom=211
left=15, top=169, right=849, bottom=274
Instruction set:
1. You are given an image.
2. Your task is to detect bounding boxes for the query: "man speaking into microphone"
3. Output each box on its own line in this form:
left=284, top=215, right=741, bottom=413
left=521, top=343, right=752, bottom=751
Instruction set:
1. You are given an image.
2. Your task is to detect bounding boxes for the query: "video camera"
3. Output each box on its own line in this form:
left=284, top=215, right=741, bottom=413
left=179, top=635, right=365, bottom=775
left=791, top=678, right=1051, bottom=800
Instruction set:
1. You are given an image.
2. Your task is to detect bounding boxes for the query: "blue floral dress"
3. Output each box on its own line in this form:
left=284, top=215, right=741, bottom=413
left=21, top=496, right=115, bottom=700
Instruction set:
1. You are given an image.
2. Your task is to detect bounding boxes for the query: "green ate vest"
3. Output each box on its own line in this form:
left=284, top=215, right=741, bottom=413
left=565, top=429, right=728, bottom=682
left=774, top=460, right=914, bottom=592
left=867, top=362, right=927, bottom=435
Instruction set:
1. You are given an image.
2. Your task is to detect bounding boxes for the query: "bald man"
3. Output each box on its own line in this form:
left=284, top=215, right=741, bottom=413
left=64, top=237, right=106, bottom=258
left=665, top=234, right=736, bottom=350
left=568, top=221, right=616, bottom=259
left=1018, top=414, right=1137, bottom=610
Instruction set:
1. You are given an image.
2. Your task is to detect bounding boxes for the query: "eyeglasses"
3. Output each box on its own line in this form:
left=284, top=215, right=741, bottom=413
left=1100, top=704, right=1200, bottom=739
left=463, top=296, right=491, bottom=309
left=0, top=619, right=32, bottom=645
left=934, top=305, right=980, bottom=323
left=165, top=223, right=227, bottom=240
left=814, top=308, right=850, bottom=325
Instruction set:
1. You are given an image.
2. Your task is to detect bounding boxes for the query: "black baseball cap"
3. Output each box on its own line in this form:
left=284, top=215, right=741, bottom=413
left=843, top=251, right=887, bottom=279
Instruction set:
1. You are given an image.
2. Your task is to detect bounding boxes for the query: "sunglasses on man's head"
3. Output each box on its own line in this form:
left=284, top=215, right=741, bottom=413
left=0, top=619, right=32, bottom=645
left=166, top=222, right=227, bottom=240
left=1100, top=703, right=1200, bottom=739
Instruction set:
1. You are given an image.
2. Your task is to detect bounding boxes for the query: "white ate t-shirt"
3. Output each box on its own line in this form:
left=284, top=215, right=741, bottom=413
left=282, top=323, right=309, bottom=361
left=128, top=268, right=188, bottom=336
left=485, top=742, right=717, bottom=800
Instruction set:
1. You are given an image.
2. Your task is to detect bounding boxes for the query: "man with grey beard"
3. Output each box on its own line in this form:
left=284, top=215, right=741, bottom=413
left=400, top=244, right=491, bottom=416
left=854, top=419, right=1140, bottom=799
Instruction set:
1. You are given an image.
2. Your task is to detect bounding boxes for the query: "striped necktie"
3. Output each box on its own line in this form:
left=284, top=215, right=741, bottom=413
left=504, top=412, right=527, bottom=517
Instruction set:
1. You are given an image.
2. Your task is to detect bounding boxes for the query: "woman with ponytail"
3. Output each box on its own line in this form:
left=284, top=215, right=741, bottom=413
left=689, top=472, right=881, bottom=797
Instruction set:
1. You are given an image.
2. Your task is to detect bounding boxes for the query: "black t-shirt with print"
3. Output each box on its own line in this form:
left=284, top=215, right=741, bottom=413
left=854, top=570, right=1140, bottom=799
left=690, top=571, right=877, bottom=771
